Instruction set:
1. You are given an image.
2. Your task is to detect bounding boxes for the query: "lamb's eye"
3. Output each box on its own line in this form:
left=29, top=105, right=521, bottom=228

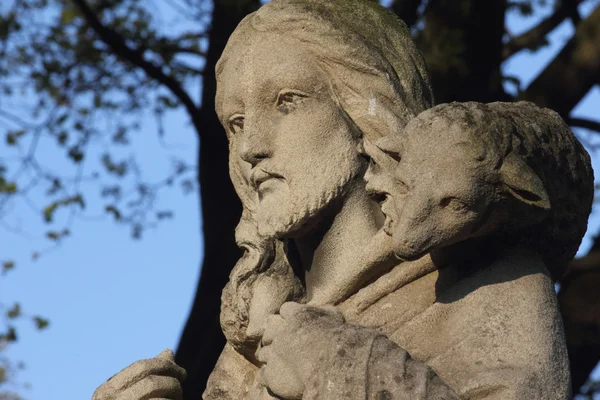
left=386, top=150, right=402, bottom=163
left=440, top=197, right=469, bottom=212
left=228, top=116, right=244, bottom=135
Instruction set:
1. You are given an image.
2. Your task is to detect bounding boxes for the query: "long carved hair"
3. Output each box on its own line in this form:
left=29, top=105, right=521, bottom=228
left=215, top=0, right=434, bottom=357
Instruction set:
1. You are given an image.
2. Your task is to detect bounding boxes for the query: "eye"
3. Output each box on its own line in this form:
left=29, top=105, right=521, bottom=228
left=276, top=90, right=308, bottom=112
left=375, top=137, right=402, bottom=163
left=385, top=149, right=402, bottom=163
left=228, top=115, right=244, bottom=135
left=440, top=197, right=469, bottom=212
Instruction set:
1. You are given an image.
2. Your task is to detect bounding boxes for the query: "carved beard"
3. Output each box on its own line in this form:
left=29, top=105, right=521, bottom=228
left=255, top=155, right=362, bottom=239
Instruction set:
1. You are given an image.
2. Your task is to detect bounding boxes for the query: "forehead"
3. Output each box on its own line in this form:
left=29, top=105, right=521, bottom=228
left=404, top=116, right=473, bottom=149
left=399, top=118, right=485, bottom=170
left=218, top=33, right=327, bottom=112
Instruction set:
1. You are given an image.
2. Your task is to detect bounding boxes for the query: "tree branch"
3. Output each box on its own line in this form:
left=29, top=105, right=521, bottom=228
left=503, top=0, right=582, bottom=61
left=0, top=109, right=32, bottom=129
left=519, top=4, right=600, bottom=118
left=69, top=0, right=202, bottom=133
left=569, top=117, right=600, bottom=134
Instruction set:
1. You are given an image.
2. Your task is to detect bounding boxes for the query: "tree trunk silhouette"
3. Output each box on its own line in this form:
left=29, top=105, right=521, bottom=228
left=174, top=1, right=259, bottom=398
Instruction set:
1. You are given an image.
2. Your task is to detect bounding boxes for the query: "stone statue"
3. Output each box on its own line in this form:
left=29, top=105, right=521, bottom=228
left=91, top=1, right=594, bottom=399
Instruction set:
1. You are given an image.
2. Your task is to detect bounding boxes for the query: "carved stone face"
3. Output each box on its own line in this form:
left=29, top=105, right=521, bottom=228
left=366, top=117, right=496, bottom=260
left=219, top=34, right=363, bottom=239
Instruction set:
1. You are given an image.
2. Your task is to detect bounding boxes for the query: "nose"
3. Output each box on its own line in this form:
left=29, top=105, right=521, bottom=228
left=238, top=120, right=272, bottom=168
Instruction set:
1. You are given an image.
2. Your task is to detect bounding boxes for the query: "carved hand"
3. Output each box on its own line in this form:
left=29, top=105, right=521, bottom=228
left=91, top=349, right=186, bottom=400
left=255, top=302, right=345, bottom=399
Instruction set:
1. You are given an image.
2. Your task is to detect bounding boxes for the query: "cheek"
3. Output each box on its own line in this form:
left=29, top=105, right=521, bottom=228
left=277, top=105, right=355, bottom=155
left=236, top=156, right=252, bottom=182
left=432, top=210, right=480, bottom=245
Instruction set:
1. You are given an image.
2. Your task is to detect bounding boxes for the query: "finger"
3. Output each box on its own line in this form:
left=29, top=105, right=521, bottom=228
left=261, top=314, right=285, bottom=346
left=279, top=302, right=305, bottom=320
left=119, top=375, right=182, bottom=400
left=155, top=349, right=175, bottom=362
left=105, top=358, right=186, bottom=391
left=255, top=345, right=274, bottom=364
left=258, top=362, right=304, bottom=400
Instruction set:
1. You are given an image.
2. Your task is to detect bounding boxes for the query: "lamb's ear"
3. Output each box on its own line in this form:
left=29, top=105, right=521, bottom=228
left=499, top=153, right=551, bottom=210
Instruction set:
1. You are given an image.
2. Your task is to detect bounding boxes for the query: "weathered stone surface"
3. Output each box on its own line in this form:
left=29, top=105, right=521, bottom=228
left=92, top=1, right=593, bottom=399
left=91, top=349, right=186, bottom=400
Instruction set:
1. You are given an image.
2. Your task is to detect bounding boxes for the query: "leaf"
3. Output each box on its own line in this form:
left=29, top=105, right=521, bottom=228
left=101, top=185, right=121, bottom=199
left=2, top=260, right=15, bottom=274
left=7, top=303, right=21, bottom=319
left=71, top=194, right=85, bottom=209
left=105, top=205, right=121, bottom=221
left=132, top=223, right=143, bottom=239
left=46, top=229, right=70, bottom=241
left=181, top=179, right=195, bottom=194
left=33, top=316, right=50, bottom=330
left=67, top=146, right=84, bottom=163
left=56, top=131, right=68, bottom=145
left=46, top=231, right=60, bottom=241
left=43, top=202, right=58, bottom=223
left=101, top=154, right=128, bottom=177
left=156, top=211, right=173, bottom=220
left=112, top=126, right=129, bottom=145
left=56, top=113, right=68, bottom=125
left=46, top=178, right=62, bottom=195
left=0, top=180, right=17, bottom=194
left=42, top=195, right=85, bottom=222
left=5, top=130, right=25, bottom=146
left=2, top=326, right=17, bottom=342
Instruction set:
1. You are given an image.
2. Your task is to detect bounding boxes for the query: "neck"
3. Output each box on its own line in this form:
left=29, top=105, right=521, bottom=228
left=291, top=180, right=395, bottom=305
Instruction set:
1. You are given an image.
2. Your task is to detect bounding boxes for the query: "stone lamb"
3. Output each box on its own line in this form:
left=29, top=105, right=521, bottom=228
left=367, top=101, right=593, bottom=280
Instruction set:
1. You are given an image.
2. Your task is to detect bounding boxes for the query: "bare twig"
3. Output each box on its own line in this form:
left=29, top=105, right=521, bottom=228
left=0, top=109, right=32, bottom=129
left=503, top=0, right=582, bottom=61
left=569, top=117, right=600, bottom=134
left=70, top=0, right=203, bottom=133
left=520, top=5, right=600, bottom=118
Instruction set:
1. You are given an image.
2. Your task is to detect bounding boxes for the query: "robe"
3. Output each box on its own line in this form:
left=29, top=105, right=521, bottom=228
left=204, top=248, right=570, bottom=399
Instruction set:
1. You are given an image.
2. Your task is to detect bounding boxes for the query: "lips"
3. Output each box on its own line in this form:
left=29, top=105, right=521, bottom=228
left=250, top=168, right=284, bottom=189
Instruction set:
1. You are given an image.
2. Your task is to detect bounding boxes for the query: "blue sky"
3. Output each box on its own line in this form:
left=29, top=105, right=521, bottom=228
left=1, top=1, right=599, bottom=399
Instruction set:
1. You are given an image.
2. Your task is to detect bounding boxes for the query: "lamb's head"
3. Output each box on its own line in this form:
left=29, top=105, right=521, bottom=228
left=366, top=103, right=552, bottom=261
